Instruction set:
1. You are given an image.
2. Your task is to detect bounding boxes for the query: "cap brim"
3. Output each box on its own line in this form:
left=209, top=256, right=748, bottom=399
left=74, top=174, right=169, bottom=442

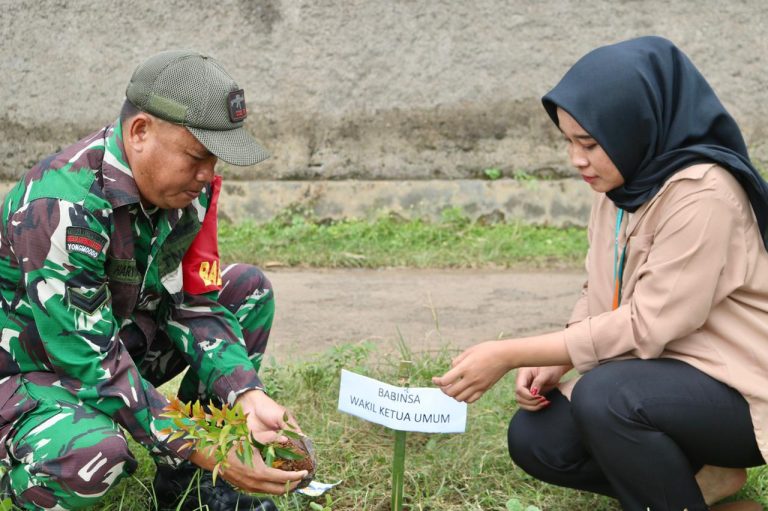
left=187, top=126, right=270, bottom=166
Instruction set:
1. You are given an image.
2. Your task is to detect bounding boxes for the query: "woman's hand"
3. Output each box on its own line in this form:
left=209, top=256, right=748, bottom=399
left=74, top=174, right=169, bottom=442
left=432, top=332, right=572, bottom=404
left=515, top=365, right=571, bottom=411
left=432, top=340, right=515, bottom=403
left=190, top=442, right=307, bottom=495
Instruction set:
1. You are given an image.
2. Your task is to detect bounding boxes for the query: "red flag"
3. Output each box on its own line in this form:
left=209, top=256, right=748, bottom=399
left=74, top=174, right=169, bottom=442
left=182, top=175, right=223, bottom=294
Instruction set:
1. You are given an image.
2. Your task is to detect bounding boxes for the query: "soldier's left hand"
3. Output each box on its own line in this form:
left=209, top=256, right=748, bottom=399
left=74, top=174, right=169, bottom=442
left=236, top=389, right=303, bottom=444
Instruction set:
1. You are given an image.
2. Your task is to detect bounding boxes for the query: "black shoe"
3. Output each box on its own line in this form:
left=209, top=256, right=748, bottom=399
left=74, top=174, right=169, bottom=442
left=153, top=462, right=278, bottom=511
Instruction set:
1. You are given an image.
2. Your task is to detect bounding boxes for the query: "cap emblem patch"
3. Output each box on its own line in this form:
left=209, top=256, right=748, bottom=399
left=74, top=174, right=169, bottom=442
left=228, top=89, right=247, bottom=123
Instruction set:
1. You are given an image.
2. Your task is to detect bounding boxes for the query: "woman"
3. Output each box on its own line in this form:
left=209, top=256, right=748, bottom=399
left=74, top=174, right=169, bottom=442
left=433, top=36, right=768, bottom=511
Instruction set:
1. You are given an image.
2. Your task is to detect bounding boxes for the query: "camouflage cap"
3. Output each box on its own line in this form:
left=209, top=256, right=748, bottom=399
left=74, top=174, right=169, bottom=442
left=126, top=50, right=269, bottom=166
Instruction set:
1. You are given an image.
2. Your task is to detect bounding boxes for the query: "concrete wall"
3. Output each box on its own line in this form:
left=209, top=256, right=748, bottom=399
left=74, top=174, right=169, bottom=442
left=1, top=0, right=766, bottom=225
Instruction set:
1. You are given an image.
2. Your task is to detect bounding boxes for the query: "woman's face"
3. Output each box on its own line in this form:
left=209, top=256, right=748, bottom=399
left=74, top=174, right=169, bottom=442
left=557, top=108, right=625, bottom=193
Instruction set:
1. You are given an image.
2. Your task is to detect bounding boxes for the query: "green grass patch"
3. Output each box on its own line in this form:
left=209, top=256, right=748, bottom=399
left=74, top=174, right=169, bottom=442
left=219, top=208, right=588, bottom=270
left=89, top=343, right=768, bottom=511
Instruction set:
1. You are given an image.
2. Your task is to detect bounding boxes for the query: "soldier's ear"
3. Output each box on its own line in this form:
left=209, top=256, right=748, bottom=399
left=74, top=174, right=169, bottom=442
left=124, top=113, right=152, bottom=153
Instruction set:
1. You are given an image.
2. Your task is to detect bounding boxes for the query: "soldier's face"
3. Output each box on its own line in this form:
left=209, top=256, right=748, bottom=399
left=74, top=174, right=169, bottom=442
left=129, top=117, right=217, bottom=209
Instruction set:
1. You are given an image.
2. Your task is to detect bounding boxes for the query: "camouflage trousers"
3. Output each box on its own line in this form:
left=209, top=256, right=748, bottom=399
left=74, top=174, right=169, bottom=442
left=1, top=264, right=274, bottom=510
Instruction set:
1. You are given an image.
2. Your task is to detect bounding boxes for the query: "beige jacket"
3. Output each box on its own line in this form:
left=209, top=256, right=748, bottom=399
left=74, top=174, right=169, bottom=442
left=559, top=163, right=768, bottom=462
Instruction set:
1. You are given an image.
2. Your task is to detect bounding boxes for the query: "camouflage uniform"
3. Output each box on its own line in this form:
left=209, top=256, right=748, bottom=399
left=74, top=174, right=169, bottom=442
left=0, top=120, right=274, bottom=510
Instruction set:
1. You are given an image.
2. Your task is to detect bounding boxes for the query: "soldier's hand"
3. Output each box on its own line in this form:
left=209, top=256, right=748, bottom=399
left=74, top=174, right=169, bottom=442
left=236, top=389, right=303, bottom=444
left=190, top=444, right=307, bottom=495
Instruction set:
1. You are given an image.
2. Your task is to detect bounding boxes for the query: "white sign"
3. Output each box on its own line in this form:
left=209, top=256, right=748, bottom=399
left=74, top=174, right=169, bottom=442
left=337, top=369, right=467, bottom=433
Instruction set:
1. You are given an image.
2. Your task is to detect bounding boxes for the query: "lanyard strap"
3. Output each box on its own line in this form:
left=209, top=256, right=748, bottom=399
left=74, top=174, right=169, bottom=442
left=612, top=208, right=627, bottom=310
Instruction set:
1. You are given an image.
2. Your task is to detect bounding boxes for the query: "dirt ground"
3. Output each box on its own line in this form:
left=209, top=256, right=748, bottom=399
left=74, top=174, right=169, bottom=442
left=265, top=268, right=586, bottom=363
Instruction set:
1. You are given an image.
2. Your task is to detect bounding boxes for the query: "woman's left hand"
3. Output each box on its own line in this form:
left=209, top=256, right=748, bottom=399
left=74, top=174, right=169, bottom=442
left=432, top=340, right=515, bottom=403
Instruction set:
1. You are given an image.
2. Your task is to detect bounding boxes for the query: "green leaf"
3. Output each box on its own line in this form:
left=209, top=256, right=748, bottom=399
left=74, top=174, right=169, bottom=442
left=242, top=441, right=253, bottom=468
left=168, top=430, right=187, bottom=442
left=506, top=498, right=522, bottom=511
left=212, top=463, right=221, bottom=485
left=0, top=498, right=13, bottom=511
left=273, top=446, right=303, bottom=460
left=264, top=445, right=275, bottom=467
left=309, top=503, right=324, bottom=511
left=282, top=429, right=302, bottom=440
left=219, top=424, right=232, bottom=446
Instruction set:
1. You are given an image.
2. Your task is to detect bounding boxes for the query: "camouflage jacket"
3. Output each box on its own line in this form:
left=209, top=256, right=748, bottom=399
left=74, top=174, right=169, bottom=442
left=0, top=121, right=262, bottom=461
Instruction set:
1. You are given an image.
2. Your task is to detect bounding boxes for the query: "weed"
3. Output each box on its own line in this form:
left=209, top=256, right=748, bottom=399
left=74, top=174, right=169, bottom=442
left=506, top=498, right=542, bottom=511
left=512, top=169, right=535, bottom=181
left=309, top=494, right=336, bottom=510
left=483, top=167, right=503, bottom=180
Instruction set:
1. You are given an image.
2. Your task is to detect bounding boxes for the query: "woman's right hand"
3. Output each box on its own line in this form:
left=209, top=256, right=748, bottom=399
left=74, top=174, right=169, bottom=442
left=190, top=444, right=307, bottom=495
left=515, top=365, right=571, bottom=411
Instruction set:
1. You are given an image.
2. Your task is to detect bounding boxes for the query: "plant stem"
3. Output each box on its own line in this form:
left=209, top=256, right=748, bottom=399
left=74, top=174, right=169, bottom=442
left=391, top=429, right=406, bottom=511
left=391, top=360, right=412, bottom=511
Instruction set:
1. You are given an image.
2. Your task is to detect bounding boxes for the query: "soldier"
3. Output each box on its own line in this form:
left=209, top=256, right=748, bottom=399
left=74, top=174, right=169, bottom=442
left=0, top=50, right=307, bottom=510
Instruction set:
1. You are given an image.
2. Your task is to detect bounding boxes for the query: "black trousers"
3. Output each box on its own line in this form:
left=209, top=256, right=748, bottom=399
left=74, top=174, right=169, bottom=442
left=507, top=359, right=764, bottom=511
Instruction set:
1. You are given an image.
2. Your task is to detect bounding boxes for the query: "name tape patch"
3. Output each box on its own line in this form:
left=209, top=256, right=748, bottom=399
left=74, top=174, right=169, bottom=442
left=66, top=227, right=107, bottom=259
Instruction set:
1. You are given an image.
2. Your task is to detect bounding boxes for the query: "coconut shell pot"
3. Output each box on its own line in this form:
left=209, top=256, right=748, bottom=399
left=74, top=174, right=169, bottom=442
left=270, top=434, right=317, bottom=489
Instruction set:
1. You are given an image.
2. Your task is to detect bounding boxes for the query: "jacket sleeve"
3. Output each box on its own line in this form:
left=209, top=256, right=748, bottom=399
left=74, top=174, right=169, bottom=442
left=563, top=184, right=749, bottom=372
left=165, top=176, right=263, bottom=405
left=9, top=198, right=192, bottom=463
left=165, top=291, right=264, bottom=405
left=567, top=279, right=590, bottom=328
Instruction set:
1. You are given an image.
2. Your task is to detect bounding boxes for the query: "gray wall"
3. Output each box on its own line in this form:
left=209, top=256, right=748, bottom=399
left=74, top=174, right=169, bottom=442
left=2, top=1, right=767, bottom=224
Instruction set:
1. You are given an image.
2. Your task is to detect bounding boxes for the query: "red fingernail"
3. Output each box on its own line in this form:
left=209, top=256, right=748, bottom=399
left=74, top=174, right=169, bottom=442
left=541, top=400, right=551, bottom=407
left=531, top=387, right=539, bottom=396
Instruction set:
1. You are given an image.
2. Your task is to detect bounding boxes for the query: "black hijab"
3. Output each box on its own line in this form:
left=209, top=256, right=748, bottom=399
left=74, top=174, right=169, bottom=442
left=542, top=36, right=768, bottom=248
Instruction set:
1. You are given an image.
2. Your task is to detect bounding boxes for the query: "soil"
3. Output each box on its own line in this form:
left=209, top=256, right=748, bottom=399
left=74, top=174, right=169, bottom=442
left=266, top=268, right=586, bottom=363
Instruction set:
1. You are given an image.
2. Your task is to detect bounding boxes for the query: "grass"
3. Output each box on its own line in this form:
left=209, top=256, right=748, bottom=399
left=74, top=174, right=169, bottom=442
left=218, top=207, right=588, bottom=270
left=75, top=211, right=768, bottom=509
left=91, top=342, right=768, bottom=511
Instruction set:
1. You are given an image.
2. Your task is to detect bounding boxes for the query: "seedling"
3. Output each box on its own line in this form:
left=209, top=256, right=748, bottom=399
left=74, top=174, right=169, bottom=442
left=161, top=397, right=316, bottom=486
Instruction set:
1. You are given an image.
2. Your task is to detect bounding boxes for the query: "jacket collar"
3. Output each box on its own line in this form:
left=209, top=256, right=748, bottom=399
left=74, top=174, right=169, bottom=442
left=101, top=119, right=142, bottom=209
left=625, top=163, right=717, bottom=236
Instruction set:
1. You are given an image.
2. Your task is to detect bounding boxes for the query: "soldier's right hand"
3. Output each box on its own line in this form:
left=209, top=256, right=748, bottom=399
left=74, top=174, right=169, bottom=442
left=190, top=445, right=308, bottom=495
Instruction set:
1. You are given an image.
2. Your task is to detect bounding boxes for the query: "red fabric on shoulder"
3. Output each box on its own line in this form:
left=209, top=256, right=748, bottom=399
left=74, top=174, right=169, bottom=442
left=182, top=175, right=223, bottom=294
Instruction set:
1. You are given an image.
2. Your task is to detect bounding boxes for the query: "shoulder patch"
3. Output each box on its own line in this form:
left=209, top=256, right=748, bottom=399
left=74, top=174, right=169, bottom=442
left=66, top=283, right=110, bottom=315
left=182, top=175, right=222, bottom=295
left=66, top=227, right=107, bottom=259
